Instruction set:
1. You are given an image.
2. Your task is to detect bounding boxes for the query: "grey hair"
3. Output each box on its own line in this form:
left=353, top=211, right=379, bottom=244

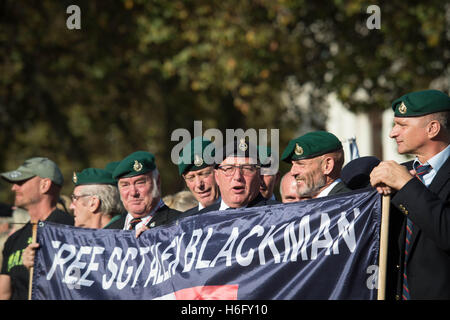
left=151, top=168, right=161, bottom=198
left=81, top=184, right=126, bottom=216
left=430, top=111, right=450, bottom=134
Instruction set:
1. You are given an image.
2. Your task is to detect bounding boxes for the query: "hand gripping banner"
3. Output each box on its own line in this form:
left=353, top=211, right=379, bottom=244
left=31, top=189, right=381, bottom=300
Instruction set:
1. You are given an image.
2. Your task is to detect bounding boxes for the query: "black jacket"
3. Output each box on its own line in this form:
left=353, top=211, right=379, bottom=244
left=328, top=180, right=352, bottom=196
left=189, top=193, right=279, bottom=217
left=387, top=157, right=450, bottom=299
left=1, top=209, right=73, bottom=300
left=104, top=204, right=181, bottom=230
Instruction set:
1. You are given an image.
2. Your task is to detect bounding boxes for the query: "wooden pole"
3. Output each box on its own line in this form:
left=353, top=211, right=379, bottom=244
left=28, top=222, right=38, bottom=300
left=377, top=195, right=390, bottom=300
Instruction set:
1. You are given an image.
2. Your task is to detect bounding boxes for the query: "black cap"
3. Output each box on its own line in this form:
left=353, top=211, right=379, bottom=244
left=214, top=136, right=259, bottom=166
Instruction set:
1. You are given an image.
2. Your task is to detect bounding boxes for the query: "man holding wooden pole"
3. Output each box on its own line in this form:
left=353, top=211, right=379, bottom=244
left=370, top=89, right=450, bottom=300
left=0, top=157, right=74, bottom=300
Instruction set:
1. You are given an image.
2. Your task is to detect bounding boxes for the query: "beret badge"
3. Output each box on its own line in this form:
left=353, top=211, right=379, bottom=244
left=294, top=143, right=304, bottom=156
left=398, top=102, right=407, bottom=114
left=133, top=160, right=143, bottom=172
left=238, top=138, right=248, bottom=152
left=72, top=172, right=78, bottom=183
left=193, top=154, right=204, bottom=167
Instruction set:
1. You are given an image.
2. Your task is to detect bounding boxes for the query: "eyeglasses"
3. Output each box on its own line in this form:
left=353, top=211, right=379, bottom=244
left=70, top=194, right=93, bottom=202
left=183, top=170, right=213, bottom=182
left=217, top=164, right=260, bottom=177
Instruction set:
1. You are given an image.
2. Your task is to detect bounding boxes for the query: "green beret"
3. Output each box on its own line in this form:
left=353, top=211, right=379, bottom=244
left=258, top=145, right=279, bottom=175
left=257, top=145, right=272, bottom=168
left=72, top=168, right=116, bottom=186
left=113, top=151, right=156, bottom=180
left=214, top=136, right=259, bottom=165
left=281, top=131, right=342, bottom=162
left=392, top=89, right=450, bottom=117
left=104, top=161, right=120, bottom=174
left=178, top=137, right=215, bottom=175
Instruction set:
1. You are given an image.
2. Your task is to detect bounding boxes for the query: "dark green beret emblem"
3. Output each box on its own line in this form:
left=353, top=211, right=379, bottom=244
left=238, top=138, right=248, bottom=152
left=295, top=143, right=304, bottom=156
left=398, top=102, right=407, bottom=114
left=133, top=160, right=143, bottom=172
left=193, top=154, right=204, bottom=167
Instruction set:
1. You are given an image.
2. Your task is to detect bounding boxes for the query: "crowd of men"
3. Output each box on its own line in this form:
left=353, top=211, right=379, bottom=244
left=0, top=89, right=449, bottom=300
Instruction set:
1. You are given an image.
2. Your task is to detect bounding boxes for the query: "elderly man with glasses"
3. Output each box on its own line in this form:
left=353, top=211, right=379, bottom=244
left=69, top=168, right=125, bottom=229
left=21, top=168, right=126, bottom=273
left=181, top=137, right=279, bottom=217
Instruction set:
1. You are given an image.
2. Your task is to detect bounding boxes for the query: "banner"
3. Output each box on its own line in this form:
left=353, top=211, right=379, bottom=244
left=32, top=189, right=381, bottom=300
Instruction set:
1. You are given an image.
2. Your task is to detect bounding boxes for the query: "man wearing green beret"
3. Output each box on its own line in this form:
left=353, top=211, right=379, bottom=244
left=21, top=168, right=127, bottom=272
left=0, top=157, right=74, bottom=300
left=281, top=131, right=351, bottom=199
left=178, top=137, right=220, bottom=215
left=181, top=137, right=278, bottom=218
left=105, top=151, right=180, bottom=231
left=370, top=89, right=450, bottom=300
left=69, top=168, right=125, bottom=228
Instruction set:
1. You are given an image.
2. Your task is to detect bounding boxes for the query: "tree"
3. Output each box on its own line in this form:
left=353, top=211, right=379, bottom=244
left=0, top=0, right=447, bottom=201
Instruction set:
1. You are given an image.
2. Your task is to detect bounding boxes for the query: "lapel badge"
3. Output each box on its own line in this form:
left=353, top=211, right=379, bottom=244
left=238, top=138, right=248, bottom=152
left=72, top=172, right=78, bottom=183
left=149, top=222, right=156, bottom=228
left=294, top=143, right=304, bottom=156
left=193, top=154, right=204, bottom=167
left=398, top=102, right=407, bottom=114
left=133, top=160, right=143, bottom=172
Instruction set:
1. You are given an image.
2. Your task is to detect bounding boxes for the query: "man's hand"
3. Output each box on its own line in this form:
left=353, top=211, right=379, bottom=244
left=22, top=243, right=40, bottom=270
left=135, top=225, right=149, bottom=239
left=370, top=160, right=414, bottom=195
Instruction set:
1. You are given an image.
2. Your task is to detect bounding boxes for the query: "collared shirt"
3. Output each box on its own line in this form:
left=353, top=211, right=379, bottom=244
left=124, top=199, right=165, bottom=230
left=199, top=197, right=221, bottom=211
left=219, top=198, right=247, bottom=211
left=219, top=200, right=232, bottom=211
left=413, top=144, right=450, bottom=187
left=316, top=178, right=342, bottom=198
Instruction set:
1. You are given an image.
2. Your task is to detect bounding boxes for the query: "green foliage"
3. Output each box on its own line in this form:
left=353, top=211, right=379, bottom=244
left=0, top=0, right=448, bottom=202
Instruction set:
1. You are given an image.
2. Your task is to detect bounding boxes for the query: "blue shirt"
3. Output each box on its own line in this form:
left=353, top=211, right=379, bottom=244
left=413, top=144, right=450, bottom=187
